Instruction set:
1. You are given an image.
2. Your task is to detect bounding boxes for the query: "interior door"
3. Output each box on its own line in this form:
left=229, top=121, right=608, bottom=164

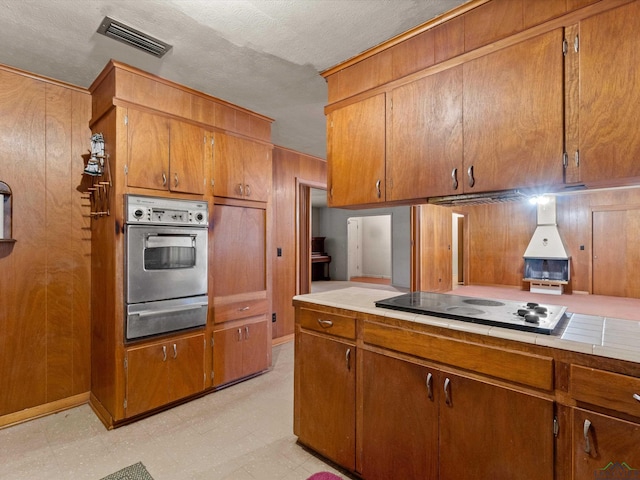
left=593, top=209, right=640, bottom=298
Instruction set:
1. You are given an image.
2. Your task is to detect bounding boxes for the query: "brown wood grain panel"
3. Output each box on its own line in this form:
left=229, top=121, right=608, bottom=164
left=464, top=0, right=524, bottom=52
left=242, top=139, right=272, bottom=202
left=215, top=103, right=236, bottom=131
left=329, top=51, right=393, bottom=102
left=169, top=120, right=205, bottom=194
left=242, top=318, right=269, bottom=378
left=579, top=2, right=640, bottom=184
left=592, top=210, right=626, bottom=297
left=212, top=204, right=266, bottom=298
left=571, top=365, right=640, bottom=417
left=45, top=83, right=74, bottom=402
left=127, top=109, right=170, bottom=190
left=212, top=324, right=244, bottom=386
left=391, top=29, right=435, bottom=79
left=213, top=297, right=268, bottom=324
left=125, top=341, right=168, bottom=417
left=363, top=320, right=554, bottom=391
left=249, top=116, right=271, bottom=142
left=388, top=66, right=462, bottom=201
left=418, top=205, right=453, bottom=292
left=564, top=23, right=580, bottom=184
left=523, top=0, right=567, bottom=28
left=463, top=30, right=564, bottom=193
left=168, top=333, right=205, bottom=401
left=71, top=89, right=92, bottom=395
left=0, top=70, right=48, bottom=415
left=433, top=16, right=464, bottom=64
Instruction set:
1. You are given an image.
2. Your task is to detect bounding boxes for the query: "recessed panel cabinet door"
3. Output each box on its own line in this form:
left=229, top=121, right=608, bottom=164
left=327, top=93, right=386, bottom=207
left=579, top=2, right=640, bottom=184
left=463, top=29, right=564, bottom=193
left=388, top=66, right=463, bottom=200
left=169, top=120, right=205, bottom=194
left=127, top=109, right=170, bottom=190
left=439, top=373, right=554, bottom=480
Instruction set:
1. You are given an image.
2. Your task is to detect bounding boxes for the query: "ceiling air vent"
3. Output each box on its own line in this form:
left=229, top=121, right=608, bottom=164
left=97, top=17, right=172, bottom=58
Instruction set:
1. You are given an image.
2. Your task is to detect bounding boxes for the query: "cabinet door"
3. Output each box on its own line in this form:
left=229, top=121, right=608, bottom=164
left=579, top=2, right=640, bottom=184
left=388, top=66, right=463, bottom=200
left=126, top=341, right=169, bottom=417
left=439, top=373, right=554, bottom=480
left=168, top=333, right=205, bottom=401
left=242, top=318, right=269, bottom=377
left=463, top=29, right=564, bottom=193
left=573, top=408, right=640, bottom=477
left=213, top=132, right=245, bottom=199
left=242, top=139, right=272, bottom=202
left=211, top=204, right=266, bottom=298
left=169, top=120, right=205, bottom=194
left=327, top=93, right=386, bottom=207
left=297, top=332, right=356, bottom=470
left=127, top=109, right=170, bottom=190
left=361, top=351, right=438, bottom=480
left=212, top=325, right=244, bottom=386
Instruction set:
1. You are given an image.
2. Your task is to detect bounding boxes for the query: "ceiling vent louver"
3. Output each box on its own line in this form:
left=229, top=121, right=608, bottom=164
left=97, top=17, right=172, bottom=58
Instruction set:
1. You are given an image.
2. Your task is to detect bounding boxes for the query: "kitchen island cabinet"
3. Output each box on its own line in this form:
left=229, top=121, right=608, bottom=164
left=294, top=287, right=640, bottom=479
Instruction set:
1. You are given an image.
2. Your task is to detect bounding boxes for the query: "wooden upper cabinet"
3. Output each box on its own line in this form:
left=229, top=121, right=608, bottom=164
left=577, top=1, right=640, bottom=185
left=213, top=132, right=271, bottom=202
left=126, top=108, right=205, bottom=194
left=388, top=66, right=463, bottom=201
left=463, top=29, right=564, bottom=193
left=327, top=93, right=386, bottom=207
left=127, top=109, right=170, bottom=191
left=169, top=120, right=205, bottom=195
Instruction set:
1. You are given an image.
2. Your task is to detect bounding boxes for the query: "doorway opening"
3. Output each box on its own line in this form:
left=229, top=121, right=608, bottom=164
left=347, top=215, right=392, bottom=285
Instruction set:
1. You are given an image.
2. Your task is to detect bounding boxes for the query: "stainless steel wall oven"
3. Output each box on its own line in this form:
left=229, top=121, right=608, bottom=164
left=125, top=195, right=208, bottom=341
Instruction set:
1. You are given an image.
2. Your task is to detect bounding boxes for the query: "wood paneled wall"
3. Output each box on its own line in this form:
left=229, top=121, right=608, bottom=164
left=0, top=65, right=91, bottom=421
left=272, top=146, right=326, bottom=339
left=456, top=188, right=640, bottom=294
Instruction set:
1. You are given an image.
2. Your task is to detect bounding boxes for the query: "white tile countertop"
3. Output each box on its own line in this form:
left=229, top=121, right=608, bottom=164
left=293, top=287, right=640, bottom=364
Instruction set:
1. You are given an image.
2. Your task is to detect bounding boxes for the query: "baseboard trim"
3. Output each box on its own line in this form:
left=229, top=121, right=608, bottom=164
left=273, top=333, right=294, bottom=346
left=0, top=392, right=90, bottom=430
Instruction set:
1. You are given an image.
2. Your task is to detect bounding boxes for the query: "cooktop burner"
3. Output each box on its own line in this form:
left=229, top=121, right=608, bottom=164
left=375, top=291, right=568, bottom=334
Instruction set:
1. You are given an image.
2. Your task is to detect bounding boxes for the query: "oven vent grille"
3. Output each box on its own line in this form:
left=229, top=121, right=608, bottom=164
left=97, top=17, right=172, bottom=58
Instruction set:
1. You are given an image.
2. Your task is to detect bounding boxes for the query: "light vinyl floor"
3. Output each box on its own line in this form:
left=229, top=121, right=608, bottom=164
left=0, top=342, right=348, bottom=480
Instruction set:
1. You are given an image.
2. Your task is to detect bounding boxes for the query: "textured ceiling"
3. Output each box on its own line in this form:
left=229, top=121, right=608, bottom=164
left=0, top=0, right=468, bottom=158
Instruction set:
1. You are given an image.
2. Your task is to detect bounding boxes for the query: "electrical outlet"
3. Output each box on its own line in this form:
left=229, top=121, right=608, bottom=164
left=277, top=247, right=282, bottom=257
left=272, top=313, right=276, bottom=323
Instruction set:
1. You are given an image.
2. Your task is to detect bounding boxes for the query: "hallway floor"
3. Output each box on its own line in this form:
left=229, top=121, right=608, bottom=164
left=0, top=342, right=350, bottom=480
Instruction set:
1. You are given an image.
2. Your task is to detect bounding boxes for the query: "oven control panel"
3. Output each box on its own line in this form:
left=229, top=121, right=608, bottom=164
left=125, top=195, right=208, bottom=226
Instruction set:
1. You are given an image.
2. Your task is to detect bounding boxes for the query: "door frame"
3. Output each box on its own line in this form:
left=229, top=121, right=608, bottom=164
left=296, top=179, right=327, bottom=295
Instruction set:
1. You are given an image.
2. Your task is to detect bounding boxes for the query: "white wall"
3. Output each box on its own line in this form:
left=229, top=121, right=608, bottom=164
left=360, top=215, right=391, bottom=278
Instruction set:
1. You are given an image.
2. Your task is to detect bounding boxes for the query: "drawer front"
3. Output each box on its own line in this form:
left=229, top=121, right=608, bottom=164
left=299, top=308, right=356, bottom=340
left=571, top=365, right=640, bottom=418
left=363, top=320, right=554, bottom=391
left=214, top=298, right=268, bottom=324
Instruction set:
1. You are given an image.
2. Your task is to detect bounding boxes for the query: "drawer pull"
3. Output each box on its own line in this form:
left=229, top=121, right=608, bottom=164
left=239, top=306, right=250, bottom=312
left=426, top=372, right=433, bottom=400
left=583, top=419, right=592, bottom=454
left=317, top=319, right=333, bottom=328
left=634, top=393, right=640, bottom=402
left=162, top=345, right=167, bottom=362
left=172, top=343, right=177, bottom=359
left=346, top=348, right=351, bottom=371
left=444, top=377, right=452, bottom=406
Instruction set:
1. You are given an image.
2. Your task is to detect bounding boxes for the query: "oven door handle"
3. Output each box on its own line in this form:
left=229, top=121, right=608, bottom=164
left=133, top=303, right=206, bottom=317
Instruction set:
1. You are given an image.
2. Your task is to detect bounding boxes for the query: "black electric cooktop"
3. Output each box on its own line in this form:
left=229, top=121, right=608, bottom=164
left=375, top=291, right=568, bottom=334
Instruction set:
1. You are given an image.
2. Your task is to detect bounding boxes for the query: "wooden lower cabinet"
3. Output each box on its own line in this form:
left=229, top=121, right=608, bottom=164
left=362, top=350, right=554, bottom=480
left=572, top=408, right=640, bottom=477
left=212, top=316, right=269, bottom=387
left=362, top=351, right=438, bottom=480
left=295, top=331, right=356, bottom=470
left=125, top=332, right=206, bottom=418
left=439, top=372, right=554, bottom=480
